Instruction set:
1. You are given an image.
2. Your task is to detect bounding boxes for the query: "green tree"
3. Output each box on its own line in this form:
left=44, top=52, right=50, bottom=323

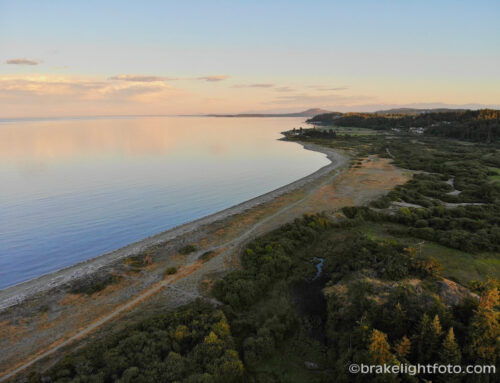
left=416, top=314, right=443, bottom=362
left=431, top=314, right=443, bottom=337
left=440, top=327, right=461, bottom=364
left=436, top=327, right=462, bottom=383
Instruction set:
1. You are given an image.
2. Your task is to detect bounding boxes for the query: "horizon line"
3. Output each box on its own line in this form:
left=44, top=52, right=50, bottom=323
left=2, top=106, right=499, bottom=123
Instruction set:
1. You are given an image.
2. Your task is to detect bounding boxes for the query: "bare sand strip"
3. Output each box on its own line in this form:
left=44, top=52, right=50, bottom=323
left=0, top=142, right=348, bottom=312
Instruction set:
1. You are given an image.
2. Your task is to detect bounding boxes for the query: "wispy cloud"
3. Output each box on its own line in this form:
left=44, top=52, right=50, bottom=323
left=322, top=87, right=348, bottom=91
left=271, top=93, right=373, bottom=105
left=0, top=74, right=197, bottom=117
left=109, top=74, right=176, bottom=82
left=196, top=75, right=229, bottom=82
left=274, top=86, right=294, bottom=92
left=232, top=83, right=274, bottom=88
left=0, top=75, right=173, bottom=101
left=5, top=58, right=40, bottom=66
left=0, top=77, right=105, bottom=97
left=310, top=86, right=349, bottom=91
left=231, top=84, right=296, bottom=92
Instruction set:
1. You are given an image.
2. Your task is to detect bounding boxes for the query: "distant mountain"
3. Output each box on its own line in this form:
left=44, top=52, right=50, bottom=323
left=375, top=108, right=469, bottom=115
left=208, top=108, right=332, bottom=117
left=292, top=108, right=333, bottom=117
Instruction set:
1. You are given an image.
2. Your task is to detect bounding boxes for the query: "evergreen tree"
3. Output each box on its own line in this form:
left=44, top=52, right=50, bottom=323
left=440, top=327, right=461, bottom=364
left=415, top=314, right=443, bottom=363
left=431, top=314, right=443, bottom=338
left=437, top=328, right=462, bottom=383
left=469, top=288, right=500, bottom=364
left=394, top=336, right=412, bottom=360
left=369, top=329, right=392, bottom=364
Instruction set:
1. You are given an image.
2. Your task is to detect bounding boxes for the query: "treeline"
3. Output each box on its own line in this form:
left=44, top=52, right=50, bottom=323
left=307, top=109, right=500, bottom=142
left=426, top=119, right=499, bottom=142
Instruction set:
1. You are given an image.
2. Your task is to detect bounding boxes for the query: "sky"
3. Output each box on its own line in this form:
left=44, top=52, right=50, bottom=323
left=0, top=0, right=499, bottom=118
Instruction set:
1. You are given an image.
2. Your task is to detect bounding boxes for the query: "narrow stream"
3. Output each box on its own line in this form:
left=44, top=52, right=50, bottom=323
left=291, top=257, right=327, bottom=343
left=313, top=257, right=324, bottom=280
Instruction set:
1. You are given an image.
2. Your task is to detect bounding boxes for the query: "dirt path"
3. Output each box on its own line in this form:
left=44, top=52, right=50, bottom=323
left=0, top=260, right=211, bottom=382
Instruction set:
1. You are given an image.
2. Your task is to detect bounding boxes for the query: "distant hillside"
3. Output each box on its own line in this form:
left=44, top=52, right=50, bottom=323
left=292, top=108, right=333, bottom=117
left=375, top=107, right=469, bottom=115
left=209, top=108, right=332, bottom=118
left=307, top=108, right=474, bottom=125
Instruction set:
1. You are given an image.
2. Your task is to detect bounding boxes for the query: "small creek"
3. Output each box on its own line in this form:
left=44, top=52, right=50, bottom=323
left=291, top=257, right=327, bottom=344
left=313, top=257, right=324, bottom=280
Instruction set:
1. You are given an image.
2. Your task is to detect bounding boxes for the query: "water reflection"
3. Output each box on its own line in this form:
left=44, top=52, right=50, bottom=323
left=0, top=116, right=299, bottom=162
left=0, top=117, right=329, bottom=289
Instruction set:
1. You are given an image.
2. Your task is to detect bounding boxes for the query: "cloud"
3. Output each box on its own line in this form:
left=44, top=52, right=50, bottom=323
left=0, top=77, right=105, bottom=97
left=270, top=93, right=374, bottom=105
left=233, top=83, right=274, bottom=88
left=107, top=84, right=166, bottom=98
left=231, top=84, right=296, bottom=92
left=0, top=75, right=173, bottom=102
left=109, top=74, right=176, bottom=82
left=196, top=75, right=229, bottom=82
left=274, top=86, right=294, bottom=92
left=310, top=86, right=349, bottom=91
left=5, top=58, right=40, bottom=66
left=321, top=87, right=348, bottom=91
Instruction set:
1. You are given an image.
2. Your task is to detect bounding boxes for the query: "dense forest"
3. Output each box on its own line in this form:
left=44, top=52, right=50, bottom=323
left=28, top=133, right=499, bottom=382
left=307, top=109, right=500, bottom=142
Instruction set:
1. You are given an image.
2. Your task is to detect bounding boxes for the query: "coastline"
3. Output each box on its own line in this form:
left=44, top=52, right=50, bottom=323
left=0, top=141, right=348, bottom=311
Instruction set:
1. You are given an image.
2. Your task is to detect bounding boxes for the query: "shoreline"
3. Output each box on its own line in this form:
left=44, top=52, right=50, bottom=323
left=0, top=141, right=348, bottom=311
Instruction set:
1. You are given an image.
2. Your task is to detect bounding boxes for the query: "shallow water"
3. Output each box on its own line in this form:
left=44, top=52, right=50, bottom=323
left=0, top=116, right=329, bottom=289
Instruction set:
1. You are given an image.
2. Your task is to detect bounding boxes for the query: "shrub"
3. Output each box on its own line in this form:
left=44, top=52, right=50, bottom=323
left=179, top=244, right=197, bottom=254
left=70, top=274, right=122, bottom=295
left=165, top=267, right=177, bottom=275
left=200, top=251, right=215, bottom=262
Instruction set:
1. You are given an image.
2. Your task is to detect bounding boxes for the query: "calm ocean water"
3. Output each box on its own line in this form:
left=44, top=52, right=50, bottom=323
left=0, top=116, right=329, bottom=289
